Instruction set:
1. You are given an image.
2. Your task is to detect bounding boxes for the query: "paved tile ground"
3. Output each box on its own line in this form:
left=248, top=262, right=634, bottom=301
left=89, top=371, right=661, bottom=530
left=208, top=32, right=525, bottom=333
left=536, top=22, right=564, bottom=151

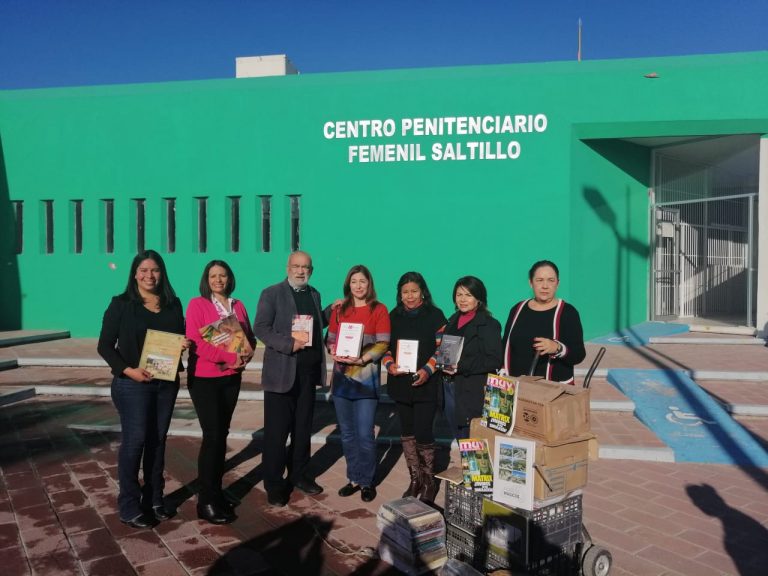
left=0, top=333, right=767, bottom=575
left=2, top=395, right=767, bottom=576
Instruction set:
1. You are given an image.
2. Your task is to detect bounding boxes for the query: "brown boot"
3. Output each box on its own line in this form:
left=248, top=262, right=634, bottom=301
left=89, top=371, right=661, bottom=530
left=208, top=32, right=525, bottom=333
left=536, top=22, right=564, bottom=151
left=418, top=442, right=439, bottom=503
left=401, top=436, right=422, bottom=498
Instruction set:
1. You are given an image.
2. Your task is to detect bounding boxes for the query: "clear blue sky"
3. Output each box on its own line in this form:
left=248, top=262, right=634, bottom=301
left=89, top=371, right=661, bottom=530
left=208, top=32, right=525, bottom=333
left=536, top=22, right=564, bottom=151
left=1, top=0, right=766, bottom=90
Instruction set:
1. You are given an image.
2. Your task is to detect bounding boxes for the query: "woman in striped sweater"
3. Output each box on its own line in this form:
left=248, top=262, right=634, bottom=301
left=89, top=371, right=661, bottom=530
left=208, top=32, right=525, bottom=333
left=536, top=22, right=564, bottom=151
left=327, top=264, right=390, bottom=503
left=502, top=260, right=585, bottom=384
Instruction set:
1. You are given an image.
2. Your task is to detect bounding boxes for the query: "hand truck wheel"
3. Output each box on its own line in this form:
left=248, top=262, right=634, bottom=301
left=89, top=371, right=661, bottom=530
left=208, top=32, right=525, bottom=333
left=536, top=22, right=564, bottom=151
left=581, top=545, right=612, bottom=576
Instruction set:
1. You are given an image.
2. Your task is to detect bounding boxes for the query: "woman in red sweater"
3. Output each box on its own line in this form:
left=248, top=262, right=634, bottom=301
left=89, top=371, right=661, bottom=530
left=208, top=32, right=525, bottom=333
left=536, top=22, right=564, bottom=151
left=186, top=260, right=255, bottom=524
left=326, top=264, right=390, bottom=502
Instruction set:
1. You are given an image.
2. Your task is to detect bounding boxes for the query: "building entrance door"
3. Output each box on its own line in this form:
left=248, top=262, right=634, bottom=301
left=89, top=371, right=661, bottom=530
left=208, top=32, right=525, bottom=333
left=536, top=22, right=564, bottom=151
left=649, top=135, right=759, bottom=328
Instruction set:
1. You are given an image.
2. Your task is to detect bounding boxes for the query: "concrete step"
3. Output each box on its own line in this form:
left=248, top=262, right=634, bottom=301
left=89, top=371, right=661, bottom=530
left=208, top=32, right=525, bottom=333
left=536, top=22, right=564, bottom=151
left=649, top=336, right=765, bottom=345
left=0, top=329, right=71, bottom=348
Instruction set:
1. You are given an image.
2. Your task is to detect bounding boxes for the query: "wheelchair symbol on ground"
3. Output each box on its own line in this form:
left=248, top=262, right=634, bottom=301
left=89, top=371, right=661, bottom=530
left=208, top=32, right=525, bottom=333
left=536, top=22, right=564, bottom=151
left=665, top=406, right=716, bottom=427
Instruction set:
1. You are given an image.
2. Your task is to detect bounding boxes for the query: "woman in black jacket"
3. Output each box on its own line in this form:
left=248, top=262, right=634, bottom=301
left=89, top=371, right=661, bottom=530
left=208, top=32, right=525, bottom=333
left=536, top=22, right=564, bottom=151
left=440, top=276, right=503, bottom=441
left=382, top=272, right=446, bottom=502
left=502, top=260, right=586, bottom=384
left=97, top=249, right=186, bottom=529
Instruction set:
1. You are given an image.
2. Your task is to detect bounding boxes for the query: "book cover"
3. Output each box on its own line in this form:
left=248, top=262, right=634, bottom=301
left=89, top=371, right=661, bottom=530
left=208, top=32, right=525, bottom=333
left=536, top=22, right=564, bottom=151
left=492, top=436, right=535, bottom=511
left=482, top=498, right=529, bottom=563
left=198, top=314, right=253, bottom=355
left=139, top=329, right=186, bottom=381
left=435, top=334, right=464, bottom=369
left=396, top=339, right=419, bottom=373
left=375, top=519, right=446, bottom=552
left=458, top=438, right=493, bottom=493
left=291, top=314, right=314, bottom=346
left=378, top=497, right=443, bottom=528
left=335, top=322, right=364, bottom=357
left=378, top=535, right=448, bottom=575
left=481, top=374, right=519, bottom=434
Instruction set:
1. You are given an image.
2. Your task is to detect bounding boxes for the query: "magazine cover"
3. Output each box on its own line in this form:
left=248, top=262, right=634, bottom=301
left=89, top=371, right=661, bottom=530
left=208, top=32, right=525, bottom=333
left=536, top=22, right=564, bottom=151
left=492, top=436, right=535, bottom=510
left=458, top=438, right=493, bottom=493
left=481, top=373, right=519, bottom=434
left=198, top=314, right=253, bottom=354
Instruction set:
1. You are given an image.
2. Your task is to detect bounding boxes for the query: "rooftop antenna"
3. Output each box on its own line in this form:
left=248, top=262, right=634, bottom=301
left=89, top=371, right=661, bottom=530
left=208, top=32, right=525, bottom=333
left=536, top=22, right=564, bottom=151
left=578, top=18, right=583, bottom=62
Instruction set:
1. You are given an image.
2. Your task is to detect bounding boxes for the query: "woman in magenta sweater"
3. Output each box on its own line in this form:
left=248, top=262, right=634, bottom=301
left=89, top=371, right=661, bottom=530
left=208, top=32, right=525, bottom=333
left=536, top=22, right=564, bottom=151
left=186, top=260, right=255, bottom=524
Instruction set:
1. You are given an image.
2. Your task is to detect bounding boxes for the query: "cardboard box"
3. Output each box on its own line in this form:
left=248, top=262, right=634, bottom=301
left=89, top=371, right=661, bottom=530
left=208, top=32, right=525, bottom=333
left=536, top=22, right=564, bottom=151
left=470, top=418, right=597, bottom=502
left=513, top=376, right=590, bottom=442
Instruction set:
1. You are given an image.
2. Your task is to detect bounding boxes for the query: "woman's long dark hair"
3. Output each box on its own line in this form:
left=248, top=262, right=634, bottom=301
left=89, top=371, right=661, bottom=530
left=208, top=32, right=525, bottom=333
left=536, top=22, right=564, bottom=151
left=340, top=264, right=379, bottom=315
left=395, top=271, right=434, bottom=311
left=199, top=260, right=236, bottom=298
left=453, top=275, right=490, bottom=315
left=120, top=249, right=177, bottom=308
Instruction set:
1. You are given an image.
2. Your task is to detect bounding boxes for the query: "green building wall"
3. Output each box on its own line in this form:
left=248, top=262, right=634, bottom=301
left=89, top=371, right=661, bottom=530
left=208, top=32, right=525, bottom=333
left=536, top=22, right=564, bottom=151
left=1, top=51, right=767, bottom=337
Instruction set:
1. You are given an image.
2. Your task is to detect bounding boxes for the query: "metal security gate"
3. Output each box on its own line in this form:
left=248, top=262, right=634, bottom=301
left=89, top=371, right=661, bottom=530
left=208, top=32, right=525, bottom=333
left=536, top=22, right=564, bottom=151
left=653, top=207, right=680, bottom=318
left=652, top=194, right=756, bottom=326
left=651, top=142, right=759, bottom=328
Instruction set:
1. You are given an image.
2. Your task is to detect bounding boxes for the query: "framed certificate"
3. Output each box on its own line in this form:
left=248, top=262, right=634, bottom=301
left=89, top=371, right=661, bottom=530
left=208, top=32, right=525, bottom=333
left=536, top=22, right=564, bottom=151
left=139, top=329, right=186, bottom=381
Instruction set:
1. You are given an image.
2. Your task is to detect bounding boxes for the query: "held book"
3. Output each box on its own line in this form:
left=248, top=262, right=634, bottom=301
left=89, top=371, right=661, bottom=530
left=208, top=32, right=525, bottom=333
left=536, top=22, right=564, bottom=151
left=291, top=314, right=314, bottom=346
left=458, top=438, right=493, bottom=494
left=198, top=314, right=253, bottom=355
left=480, top=374, right=519, bottom=434
left=396, top=339, right=419, bottom=373
left=139, top=329, right=186, bottom=381
left=335, top=322, right=364, bottom=357
left=491, top=435, right=535, bottom=511
left=434, top=335, right=464, bottom=370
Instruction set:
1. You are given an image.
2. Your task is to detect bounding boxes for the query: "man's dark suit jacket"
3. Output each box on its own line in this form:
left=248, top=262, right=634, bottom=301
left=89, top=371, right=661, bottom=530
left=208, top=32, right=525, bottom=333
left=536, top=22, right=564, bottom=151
left=253, top=279, right=327, bottom=393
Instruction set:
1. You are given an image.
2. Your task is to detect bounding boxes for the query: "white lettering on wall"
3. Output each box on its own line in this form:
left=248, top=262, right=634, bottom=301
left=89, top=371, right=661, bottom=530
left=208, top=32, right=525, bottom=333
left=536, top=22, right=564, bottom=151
left=324, top=114, right=548, bottom=164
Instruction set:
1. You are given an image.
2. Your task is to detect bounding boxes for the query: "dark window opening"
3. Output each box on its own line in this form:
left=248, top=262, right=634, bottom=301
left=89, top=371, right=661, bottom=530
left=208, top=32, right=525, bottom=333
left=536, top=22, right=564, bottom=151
left=12, top=200, right=23, bottom=254
left=72, top=200, right=83, bottom=254
left=196, top=197, right=208, bottom=253
left=103, top=199, right=114, bottom=254
left=165, top=198, right=176, bottom=253
left=289, top=195, right=301, bottom=251
left=134, top=199, right=146, bottom=253
left=229, top=196, right=241, bottom=253
left=43, top=200, right=54, bottom=254
left=260, top=196, right=271, bottom=253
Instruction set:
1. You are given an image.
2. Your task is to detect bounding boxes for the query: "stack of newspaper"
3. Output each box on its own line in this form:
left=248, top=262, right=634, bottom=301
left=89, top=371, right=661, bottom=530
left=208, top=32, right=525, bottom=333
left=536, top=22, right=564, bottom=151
left=376, top=497, right=447, bottom=575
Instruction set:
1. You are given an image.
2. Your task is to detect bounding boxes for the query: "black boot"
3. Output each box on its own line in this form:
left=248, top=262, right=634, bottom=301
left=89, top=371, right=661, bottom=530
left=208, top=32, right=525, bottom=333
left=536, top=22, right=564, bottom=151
left=418, top=442, right=439, bottom=503
left=401, top=436, right=423, bottom=498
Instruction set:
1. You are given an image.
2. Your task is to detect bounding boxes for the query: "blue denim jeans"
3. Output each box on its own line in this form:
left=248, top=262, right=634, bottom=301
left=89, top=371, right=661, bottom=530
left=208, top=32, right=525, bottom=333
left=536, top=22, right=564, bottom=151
left=111, top=375, right=179, bottom=520
left=442, top=377, right=462, bottom=441
left=333, top=396, right=378, bottom=487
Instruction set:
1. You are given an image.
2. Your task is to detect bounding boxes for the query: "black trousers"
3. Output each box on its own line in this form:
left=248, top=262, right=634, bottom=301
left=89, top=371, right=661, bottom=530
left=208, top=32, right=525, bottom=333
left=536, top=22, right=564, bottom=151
left=262, top=365, right=318, bottom=493
left=188, top=373, right=241, bottom=506
left=396, top=399, right=437, bottom=444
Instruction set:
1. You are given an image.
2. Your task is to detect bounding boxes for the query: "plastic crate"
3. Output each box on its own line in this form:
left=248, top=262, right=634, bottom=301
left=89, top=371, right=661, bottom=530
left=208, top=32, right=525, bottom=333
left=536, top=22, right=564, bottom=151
left=447, top=521, right=578, bottom=575
left=445, top=523, right=484, bottom=567
left=444, top=481, right=485, bottom=532
left=484, top=495, right=583, bottom=569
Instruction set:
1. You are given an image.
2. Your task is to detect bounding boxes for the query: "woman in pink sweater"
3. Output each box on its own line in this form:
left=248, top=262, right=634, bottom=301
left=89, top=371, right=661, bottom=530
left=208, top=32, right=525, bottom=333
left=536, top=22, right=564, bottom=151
left=186, top=260, right=255, bottom=524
